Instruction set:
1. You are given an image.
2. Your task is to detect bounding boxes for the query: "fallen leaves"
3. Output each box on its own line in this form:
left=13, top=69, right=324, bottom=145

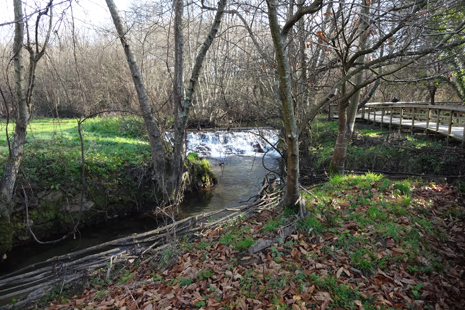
left=41, top=180, right=465, bottom=310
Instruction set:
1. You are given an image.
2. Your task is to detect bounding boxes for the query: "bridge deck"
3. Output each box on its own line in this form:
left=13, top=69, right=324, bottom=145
left=330, top=102, right=465, bottom=144
left=363, top=112, right=464, bottom=141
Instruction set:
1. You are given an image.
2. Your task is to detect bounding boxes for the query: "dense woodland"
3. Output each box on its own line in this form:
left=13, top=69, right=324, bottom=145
left=0, top=0, right=465, bottom=254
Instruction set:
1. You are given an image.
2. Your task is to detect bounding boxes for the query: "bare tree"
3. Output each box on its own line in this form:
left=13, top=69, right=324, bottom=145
left=266, top=0, right=323, bottom=206
left=0, top=0, right=54, bottom=218
left=105, top=0, right=166, bottom=189
left=327, top=0, right=465, bottom=175
left=172, top=0, right=227, bottom=199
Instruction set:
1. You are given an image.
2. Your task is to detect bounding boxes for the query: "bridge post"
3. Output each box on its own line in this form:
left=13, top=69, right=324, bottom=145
left=436, top=110, right=440, bottom=132
left=462, top=125, right=465, bottom=148
left=447, top=110, right=453, bottom=144
left=411, top=107, right=415, bottom=135
left=425, top=108, right=430, bottom=134
left=380, top=108, right=385, bottom=130
left=362, top=106, right=365, bottom=119
left=399, top=108, right=403, bottom=133
left=389, top=106, right=393, bottom=132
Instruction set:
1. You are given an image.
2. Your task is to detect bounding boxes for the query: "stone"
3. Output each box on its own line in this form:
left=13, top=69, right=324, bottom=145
left=64, top=200, right=95, bottom=213
left=42, top=191, right=63, bottom=202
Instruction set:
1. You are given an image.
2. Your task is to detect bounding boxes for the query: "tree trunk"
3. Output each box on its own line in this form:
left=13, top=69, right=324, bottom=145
left=172, top=0, right=185, bottom=197
left=347, top=0, right=371, bottom=135
left=428, top=85, right=437, bottom=105
left=330, top=83, right=350, bottom=175
left=172, top=0, right=227, bottom=198
left=267, top=0, right=300, bottom=206
left=105, top=0, right=166, bottom=183
left=0, top=0, right=27, bottom=217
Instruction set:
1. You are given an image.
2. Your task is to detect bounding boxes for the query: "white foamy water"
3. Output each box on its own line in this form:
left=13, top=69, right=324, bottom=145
left=166, top=128, right=280, bottom=158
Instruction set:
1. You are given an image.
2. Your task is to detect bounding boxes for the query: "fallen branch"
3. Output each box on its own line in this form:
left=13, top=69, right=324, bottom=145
left=2, top=181, right=283, bottom=308
left=248, top=222, right=296, bottom=254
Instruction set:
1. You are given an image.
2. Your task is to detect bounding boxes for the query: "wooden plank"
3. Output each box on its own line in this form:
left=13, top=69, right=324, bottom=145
left=411, top=107, right=416, bottom=134
left=389, top=106, right=393, bottom=131
left=448, top=110, right=453, bottom=144
left=381, top=109, right=385, bottom=130
left=425, top=108, right=430, bottom=134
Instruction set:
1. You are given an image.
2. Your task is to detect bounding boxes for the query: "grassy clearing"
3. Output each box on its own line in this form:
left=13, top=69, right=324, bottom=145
left=0, top=117, right=152, bottom=188
left=39, top=173, right=465, bottom=310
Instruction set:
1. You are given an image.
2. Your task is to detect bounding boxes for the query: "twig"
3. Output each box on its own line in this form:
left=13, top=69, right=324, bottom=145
left=22, top=186, right=68, bottom=245
left=106, top=252, right=126, bottom=281
left=299, top=185, right=319, bottom=200
left=126, top=286, right=140, bottom=309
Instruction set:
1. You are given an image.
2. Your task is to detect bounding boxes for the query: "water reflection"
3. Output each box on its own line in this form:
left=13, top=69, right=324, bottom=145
left=180, top=156, right=279, bottom=217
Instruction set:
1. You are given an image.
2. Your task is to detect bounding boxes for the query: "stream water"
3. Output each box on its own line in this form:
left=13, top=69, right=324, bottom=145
left=0, top=128, right=280, bottom=279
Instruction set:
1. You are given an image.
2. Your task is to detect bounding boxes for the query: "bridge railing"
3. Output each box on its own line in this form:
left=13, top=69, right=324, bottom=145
left=361, top=103, right=465, bottom=144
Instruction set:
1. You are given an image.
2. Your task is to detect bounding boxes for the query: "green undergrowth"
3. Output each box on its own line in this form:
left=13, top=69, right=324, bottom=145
left=0, top=117, right=214, bottom=251
left=306, top=118, right=459, bottom=175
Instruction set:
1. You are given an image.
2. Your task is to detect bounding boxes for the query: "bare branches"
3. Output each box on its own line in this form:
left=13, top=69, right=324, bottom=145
left=281, top=0, right=324, bottom=36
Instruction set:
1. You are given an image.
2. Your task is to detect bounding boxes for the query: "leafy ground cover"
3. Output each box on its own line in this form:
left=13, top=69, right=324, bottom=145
left=37, top=173, right=465, bottom=310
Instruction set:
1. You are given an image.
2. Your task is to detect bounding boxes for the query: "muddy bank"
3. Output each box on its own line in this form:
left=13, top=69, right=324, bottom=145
left=3, top=159, right=216, bottom=254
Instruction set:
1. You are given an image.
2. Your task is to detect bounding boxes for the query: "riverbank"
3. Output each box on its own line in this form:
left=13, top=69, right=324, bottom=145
left=26, top=173, right=465, bottom=310
left=0, top=117, right=216, bottom=255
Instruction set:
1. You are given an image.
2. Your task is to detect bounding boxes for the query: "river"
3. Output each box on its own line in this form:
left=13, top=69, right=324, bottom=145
left=0, top=128, right=280, bottom=304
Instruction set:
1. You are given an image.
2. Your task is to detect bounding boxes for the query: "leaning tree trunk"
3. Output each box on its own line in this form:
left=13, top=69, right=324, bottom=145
left=0, top=0, right=27, bottom=256
left=267, top=0, right=300, bottom=206
left=0, top=0, right=27, bottom=217
left=172, top=0, right=227, bottom=198
left=347, top=0, right=371, bottom=135
left=105, top=0, right=166, bottom=184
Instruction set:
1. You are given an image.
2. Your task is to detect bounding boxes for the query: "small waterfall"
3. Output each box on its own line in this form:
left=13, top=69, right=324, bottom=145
left=168, top=128, right=280, bottom=158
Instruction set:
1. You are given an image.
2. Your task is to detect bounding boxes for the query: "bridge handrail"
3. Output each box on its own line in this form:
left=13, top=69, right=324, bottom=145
left=365, top=101, right=463, bottom=106
left=358, top=102, right=465, bottom=145
left=364, top=104, right=465, bottom=114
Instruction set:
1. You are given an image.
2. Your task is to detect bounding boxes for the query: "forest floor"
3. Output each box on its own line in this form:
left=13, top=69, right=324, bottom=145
left=31, top=173, right=465, bottom=310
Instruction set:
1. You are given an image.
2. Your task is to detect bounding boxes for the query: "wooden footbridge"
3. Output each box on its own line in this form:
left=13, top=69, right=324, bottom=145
left=332, top=101, right=465, bottom=145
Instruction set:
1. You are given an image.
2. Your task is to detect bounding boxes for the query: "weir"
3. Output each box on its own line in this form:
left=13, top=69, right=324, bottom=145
left=170, top=127, right=280, bottom=158
left=0, top=128, right=281, bottom=307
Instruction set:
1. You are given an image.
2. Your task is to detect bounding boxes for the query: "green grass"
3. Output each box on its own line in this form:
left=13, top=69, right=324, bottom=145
left=0, top=118, right=152, bottom=182
left=297, top=172, right=458, bottom=284
left=306, top=119, right=452, bottom=174
left=218, top=226, right=255, bottom=251
left=356, top=129, right=386, bottom=136
left=262, top=218, right=285, bottom=233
